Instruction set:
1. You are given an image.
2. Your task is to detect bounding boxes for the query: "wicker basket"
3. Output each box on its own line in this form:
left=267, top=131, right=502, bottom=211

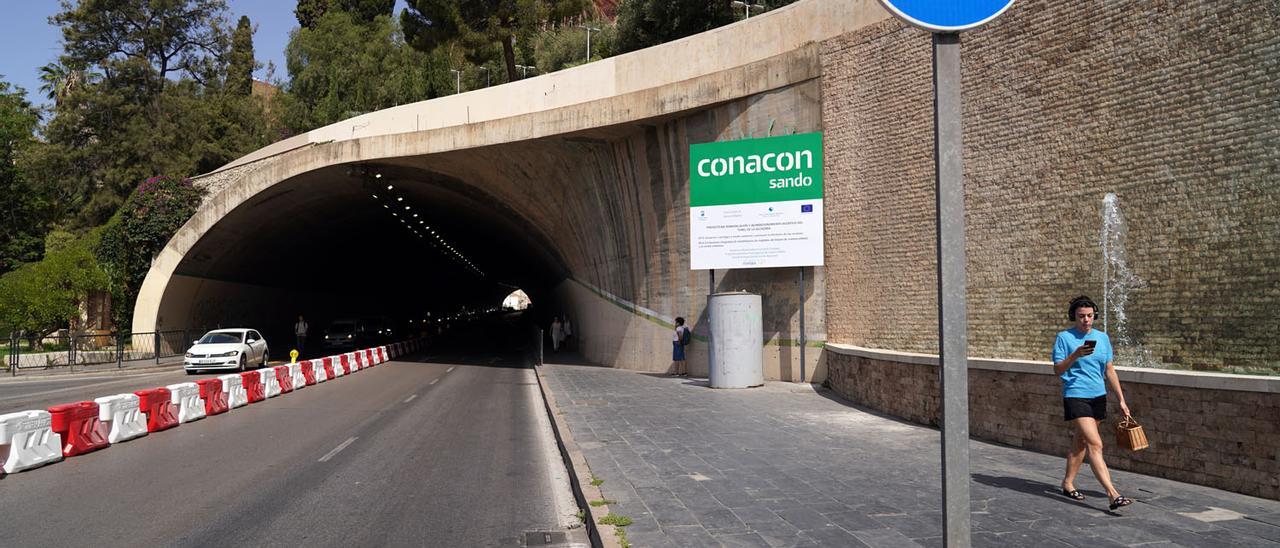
left=1115, top=415, right=1149, bottom=451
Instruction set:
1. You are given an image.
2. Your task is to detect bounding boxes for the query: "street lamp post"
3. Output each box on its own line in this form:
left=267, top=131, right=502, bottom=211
left=449, top=69, right=461, bottom=94
left=478, top=66, right=490, bottom=87
left=730, top=0, right=765, bottom=19
left=515, top=64, right=536, bottom=79
left=577, top=25, right=601, bottom=63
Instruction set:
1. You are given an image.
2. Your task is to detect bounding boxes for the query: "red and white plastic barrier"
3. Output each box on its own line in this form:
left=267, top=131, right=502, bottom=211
left=377, top=346, right=388, bottom=364
left=220, top=374, right=249, bottom=407
left=94, top=393, right=148, bottom=443
left=260, top=368, right=282, bottom=398
left=0, top=410, right=63, bottom=473
left=135, top=388, right=179, bottom=433
left=338, top=354, right=352, bottom=376
left=241, top=371, right=265, bottom=403
left=354, top=351, right=366, bottom=370
left=299, top=361, right=317, bottom=386
left=166, top=383, right=206, bottom=423
left=48, top=401, right=111, bottom=457
left=195, top=379, right=229, bottom=416
left=273, top=366, right=293, bottom=393
left=317, top=358, right=332, bottom=382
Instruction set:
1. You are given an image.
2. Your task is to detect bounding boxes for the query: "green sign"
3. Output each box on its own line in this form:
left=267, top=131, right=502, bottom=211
left=690, top=132, right=823, bottom=207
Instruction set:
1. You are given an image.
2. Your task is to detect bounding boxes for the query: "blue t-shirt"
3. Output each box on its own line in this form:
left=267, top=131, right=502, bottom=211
left=1052, top=328, right=1112, bottom=398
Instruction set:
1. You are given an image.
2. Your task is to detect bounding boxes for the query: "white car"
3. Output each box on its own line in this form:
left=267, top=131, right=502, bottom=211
left=183, top=328, right=269, bottom=374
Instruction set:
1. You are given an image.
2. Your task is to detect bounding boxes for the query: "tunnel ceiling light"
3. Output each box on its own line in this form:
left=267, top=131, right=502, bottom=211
left=386, top=184, right=393, bottom=190
left=397, top=197, right=403, bottom=202
left=404, top=206, right=410, bottom=210
left=372, top=194, right=378, bottom=199
left=375, top=173, right=382, bottom=179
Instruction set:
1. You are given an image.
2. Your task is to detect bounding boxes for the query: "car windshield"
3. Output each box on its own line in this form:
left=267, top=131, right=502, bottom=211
left=328, top=322, right=355, bottom=333
left=199, top=332, right=243, bottom=344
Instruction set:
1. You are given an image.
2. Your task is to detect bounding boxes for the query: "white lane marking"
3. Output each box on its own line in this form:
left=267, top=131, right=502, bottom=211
left=429, top=378, right=439, bottom=385
left=318, top=437, right=358, bottom=462
left=446, top=367, right=455, bottom=373
left=403, top=394, right=418, bottom=403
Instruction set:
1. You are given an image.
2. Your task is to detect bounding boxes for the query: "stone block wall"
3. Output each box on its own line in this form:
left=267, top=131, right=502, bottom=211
left=824, top=347, right=1280, bottom=500
left=819, top=0, right=1280, bottom=371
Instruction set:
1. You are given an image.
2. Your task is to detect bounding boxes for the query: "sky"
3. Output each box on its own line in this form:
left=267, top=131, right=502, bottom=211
left=0, top=1, right=407, bottom=108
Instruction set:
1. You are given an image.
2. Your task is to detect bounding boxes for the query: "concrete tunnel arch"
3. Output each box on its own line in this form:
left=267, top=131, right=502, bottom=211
left=132, top=0, right=886, bottom=373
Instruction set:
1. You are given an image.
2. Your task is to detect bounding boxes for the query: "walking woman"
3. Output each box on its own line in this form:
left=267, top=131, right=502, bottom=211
left=1053, top=296, right=1133, bottom=511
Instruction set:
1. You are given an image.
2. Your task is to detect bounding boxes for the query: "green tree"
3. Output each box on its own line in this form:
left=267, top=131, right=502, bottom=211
left=614, top=0, right=801, bottom=53
left=296, top=0, right=331, bottom=29
left=339, top=0, right=396, bottom=22
left=32, top=0, right=270, bottom=226
left=0, top=79, right=45, bottom=275
left=297, top=0, right=394, bottom=28
left=54, top=0, right=231, bottom=93
left=95, top=176, right=206, bottom=328
left=615, top=0, right=734, bottom=54
left=228, top=16, right=256, bottom=95
left=402, top=0, right=593, bottom=82
left=278, top=9, right=444, bottom=133
left=531, top=17, right=617, bottom=73
left=0, top=230, right=109, bottom=338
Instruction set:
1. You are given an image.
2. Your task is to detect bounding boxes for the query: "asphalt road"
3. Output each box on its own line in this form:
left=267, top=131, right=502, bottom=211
left=0, top=322, right=583, bottom=547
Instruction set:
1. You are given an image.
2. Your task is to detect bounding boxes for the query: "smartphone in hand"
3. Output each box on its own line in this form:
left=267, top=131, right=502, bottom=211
left=1083, top=340, right=1097, bottom=349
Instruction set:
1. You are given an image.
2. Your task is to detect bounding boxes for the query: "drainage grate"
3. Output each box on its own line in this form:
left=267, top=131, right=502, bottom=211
left=524, top=531, right=567, bottom=546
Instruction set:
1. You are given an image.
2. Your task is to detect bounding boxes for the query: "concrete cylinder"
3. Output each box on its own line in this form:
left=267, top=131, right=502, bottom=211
left=708, top=292, right=763, bottom=389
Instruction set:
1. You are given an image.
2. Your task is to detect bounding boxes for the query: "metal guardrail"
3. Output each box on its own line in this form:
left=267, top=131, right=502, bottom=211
left=6, top=328, right=211, bottom=376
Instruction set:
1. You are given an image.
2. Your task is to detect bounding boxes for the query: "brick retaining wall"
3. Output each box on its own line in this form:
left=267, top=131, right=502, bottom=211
left=819, top=0, right=1280, bottom=372
left=824, top=345, right=1280, bottom=500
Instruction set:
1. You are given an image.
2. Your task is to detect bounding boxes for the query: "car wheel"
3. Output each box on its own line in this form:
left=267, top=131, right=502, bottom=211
left=239, top=354, right=247, bottom=372
left=261, top=349, right=268, bottom=367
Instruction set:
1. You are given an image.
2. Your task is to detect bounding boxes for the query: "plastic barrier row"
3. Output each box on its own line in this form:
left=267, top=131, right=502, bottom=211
left=0, top=341, right=421, bottom=476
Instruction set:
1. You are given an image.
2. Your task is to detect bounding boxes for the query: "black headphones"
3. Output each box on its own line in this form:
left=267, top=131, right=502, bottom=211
left=1068, top=296, right=1098, bottom=320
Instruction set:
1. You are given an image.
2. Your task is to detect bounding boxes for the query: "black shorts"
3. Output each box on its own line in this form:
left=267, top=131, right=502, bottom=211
left=1063, top=395, right=1107, bottom=422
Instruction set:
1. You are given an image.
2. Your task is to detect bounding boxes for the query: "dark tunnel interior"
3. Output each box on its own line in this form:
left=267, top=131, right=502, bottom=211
left=170, top=163, right=565, bottom=345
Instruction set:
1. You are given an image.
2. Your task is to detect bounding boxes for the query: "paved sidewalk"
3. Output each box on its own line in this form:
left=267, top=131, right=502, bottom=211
left=540, top=362, right=1280, bottom=548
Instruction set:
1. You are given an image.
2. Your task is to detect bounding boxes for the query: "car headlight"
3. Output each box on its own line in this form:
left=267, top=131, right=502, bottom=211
left=217, top=351, right=239, bottom=357
left=347, top=334, right=352, bottom=339
left=184, top=352, right=194, bottom=358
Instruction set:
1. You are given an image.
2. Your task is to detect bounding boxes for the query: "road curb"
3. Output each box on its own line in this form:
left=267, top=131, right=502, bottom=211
left=533, top=363, right=621, bottom=548
left=1, top=362, right=186, bottom=382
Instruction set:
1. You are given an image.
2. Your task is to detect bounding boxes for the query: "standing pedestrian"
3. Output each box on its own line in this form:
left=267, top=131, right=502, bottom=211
left=551, top=317, right=565, bottom=352
left=294, top=315, right=309, bottom=355
left=563, top=317, right=573, bottom=350
left=1053, top=296, right=1133, bottom=511
left=671, top=317, right=691, bottom=376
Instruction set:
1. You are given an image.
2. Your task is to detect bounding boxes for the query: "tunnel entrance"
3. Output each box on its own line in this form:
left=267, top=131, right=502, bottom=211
left=152, top=160, right=571, bottom=351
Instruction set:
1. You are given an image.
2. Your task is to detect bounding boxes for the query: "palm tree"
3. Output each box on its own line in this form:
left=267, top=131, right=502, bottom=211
left=38, top=61, right=96, bottom=106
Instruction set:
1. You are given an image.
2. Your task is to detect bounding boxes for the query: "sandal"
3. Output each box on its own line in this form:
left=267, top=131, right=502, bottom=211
left=1061, top=489, right=1085, bottom=501
left=1109, top=496, right=1134, bottom=510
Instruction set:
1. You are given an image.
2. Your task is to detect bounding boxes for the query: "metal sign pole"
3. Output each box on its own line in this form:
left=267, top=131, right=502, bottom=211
left=933, top=32, right=971, bottom=548
left=799, top=266, right=806, bottom=382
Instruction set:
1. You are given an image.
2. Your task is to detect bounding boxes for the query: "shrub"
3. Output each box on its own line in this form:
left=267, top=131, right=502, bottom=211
left=96, top=175, right=206, bottom=328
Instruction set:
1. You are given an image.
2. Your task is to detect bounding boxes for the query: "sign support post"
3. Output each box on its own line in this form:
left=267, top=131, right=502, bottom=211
left=933, top=31, right=970, bottom=547
left=799, top=266, right=806, bottom=382
left=873, top=2, right=1015, bottom=547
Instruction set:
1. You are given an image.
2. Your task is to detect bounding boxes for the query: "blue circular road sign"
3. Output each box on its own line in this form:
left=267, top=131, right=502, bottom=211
left=877, top=0, right=1016, bottom=33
